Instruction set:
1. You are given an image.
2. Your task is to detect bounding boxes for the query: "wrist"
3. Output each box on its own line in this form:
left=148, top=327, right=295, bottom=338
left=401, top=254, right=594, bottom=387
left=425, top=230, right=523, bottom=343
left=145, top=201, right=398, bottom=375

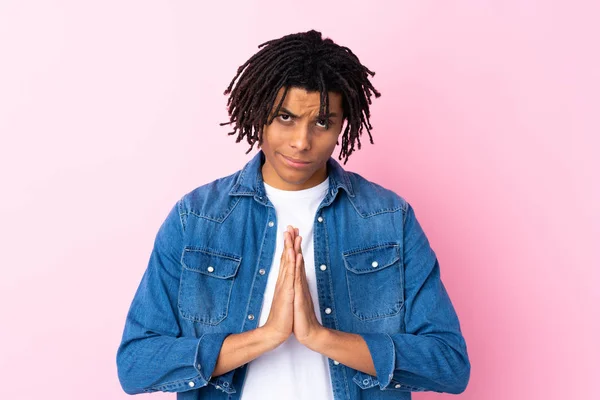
left=257, top=326, right=287, bottom=350
left=302, top=326, right=330, bottom=352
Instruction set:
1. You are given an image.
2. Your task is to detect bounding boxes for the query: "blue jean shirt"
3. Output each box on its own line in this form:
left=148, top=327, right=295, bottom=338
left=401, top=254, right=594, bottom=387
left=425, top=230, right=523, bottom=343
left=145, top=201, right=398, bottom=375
left=116, top=150, right=471, bottom=399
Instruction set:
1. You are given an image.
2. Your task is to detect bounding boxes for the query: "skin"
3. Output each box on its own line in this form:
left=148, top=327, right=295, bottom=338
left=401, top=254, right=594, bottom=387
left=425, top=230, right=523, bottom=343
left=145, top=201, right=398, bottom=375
left=212, top=87, right=376, bottom=379
left=259, top=86, right=344, bottom=191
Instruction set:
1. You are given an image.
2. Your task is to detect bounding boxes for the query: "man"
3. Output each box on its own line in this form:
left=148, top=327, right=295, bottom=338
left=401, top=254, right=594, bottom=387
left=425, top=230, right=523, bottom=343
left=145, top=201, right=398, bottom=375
left=116, top=30, right=470, bottom=399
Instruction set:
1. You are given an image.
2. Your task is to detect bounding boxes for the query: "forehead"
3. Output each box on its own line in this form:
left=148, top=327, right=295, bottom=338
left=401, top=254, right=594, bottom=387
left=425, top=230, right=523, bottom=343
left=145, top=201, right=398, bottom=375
left=272, top=86, right=343, bottom=113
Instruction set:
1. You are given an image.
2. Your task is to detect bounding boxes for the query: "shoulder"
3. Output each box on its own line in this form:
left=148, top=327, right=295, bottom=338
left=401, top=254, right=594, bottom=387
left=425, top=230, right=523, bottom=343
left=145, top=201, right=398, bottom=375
left=178, top=169, right=243, bottom=223
left=344, top=170, right=409, bottom=217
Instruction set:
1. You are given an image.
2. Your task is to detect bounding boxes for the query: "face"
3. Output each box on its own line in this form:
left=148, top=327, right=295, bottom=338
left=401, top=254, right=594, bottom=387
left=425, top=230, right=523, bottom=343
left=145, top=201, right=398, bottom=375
left=259, top=86, right=344, bottom=191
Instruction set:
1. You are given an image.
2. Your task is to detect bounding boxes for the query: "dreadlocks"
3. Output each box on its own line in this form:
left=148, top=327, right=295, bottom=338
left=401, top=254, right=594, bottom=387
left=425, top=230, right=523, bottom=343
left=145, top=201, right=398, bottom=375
left=219, top=30, right=381, bottom=165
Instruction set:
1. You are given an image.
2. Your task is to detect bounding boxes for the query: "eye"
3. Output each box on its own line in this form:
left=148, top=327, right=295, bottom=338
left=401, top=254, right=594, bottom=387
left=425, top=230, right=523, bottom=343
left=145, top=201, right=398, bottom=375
left=316, top=118, right=332, bottom=129
left=277, top=113, right=292, bottom=122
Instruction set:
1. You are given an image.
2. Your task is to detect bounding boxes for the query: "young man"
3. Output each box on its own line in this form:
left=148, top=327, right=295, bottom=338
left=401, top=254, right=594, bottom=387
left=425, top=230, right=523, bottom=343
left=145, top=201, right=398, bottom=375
left=117, top=30, right=470, bottom=399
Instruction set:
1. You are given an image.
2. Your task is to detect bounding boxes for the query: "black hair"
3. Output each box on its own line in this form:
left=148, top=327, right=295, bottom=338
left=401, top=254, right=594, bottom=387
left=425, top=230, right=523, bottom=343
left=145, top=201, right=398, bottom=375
left=220, top=29, right=381, bottom=164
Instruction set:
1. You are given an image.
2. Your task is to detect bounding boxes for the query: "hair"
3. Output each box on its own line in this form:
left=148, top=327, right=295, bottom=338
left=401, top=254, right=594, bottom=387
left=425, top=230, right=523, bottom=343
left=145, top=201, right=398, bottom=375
left=220, top=29, right=381, bottom=164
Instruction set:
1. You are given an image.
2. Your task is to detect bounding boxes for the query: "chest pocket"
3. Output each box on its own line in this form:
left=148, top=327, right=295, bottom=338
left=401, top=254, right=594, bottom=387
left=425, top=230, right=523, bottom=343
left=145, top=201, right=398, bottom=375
left=342, top=243, right=404, bottom=321
left=178, top=247, right=242, bottom=325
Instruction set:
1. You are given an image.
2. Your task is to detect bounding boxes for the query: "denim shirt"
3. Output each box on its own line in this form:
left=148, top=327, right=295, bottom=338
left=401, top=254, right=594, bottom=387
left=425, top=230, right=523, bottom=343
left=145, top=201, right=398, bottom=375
left=116, top=150, right=471, bottom=399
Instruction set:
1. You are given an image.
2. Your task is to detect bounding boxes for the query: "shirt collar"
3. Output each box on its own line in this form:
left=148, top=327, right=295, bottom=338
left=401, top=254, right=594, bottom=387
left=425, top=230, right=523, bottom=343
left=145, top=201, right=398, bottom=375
left=229, top=150, right=355, bottom=199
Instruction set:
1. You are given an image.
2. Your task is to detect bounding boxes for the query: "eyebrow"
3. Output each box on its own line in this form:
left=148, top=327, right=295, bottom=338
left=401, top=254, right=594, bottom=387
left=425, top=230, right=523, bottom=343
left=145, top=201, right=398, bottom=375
left=279, top=107, right=339, bottom=118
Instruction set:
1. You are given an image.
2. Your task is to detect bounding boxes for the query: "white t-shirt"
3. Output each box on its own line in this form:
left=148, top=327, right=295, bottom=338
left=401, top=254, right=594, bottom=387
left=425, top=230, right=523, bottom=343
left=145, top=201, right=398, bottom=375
left=241, top=177, right=334, bottom=400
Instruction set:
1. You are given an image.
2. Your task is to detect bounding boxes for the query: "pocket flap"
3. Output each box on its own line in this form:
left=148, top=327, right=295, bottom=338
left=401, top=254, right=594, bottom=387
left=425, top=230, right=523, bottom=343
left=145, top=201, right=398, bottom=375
left=182, top=248, right=241, bottom=279
left=343, top=244, right=400, bottom=275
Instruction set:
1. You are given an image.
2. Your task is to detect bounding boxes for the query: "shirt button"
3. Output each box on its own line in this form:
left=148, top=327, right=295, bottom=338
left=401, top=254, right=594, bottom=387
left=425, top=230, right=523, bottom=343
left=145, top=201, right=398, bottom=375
left=268, top=221, right=274, bottom=227
left=188, top=381, right=195, bottom=387
left=207, top=266, right=215, bottom=273
left=317, top=216, right=323, bottom=223
left=395, top=384, right=401, bottom=389
left=259, top=268, right=266, bottom=275
left=320, top=264, right=327, bottom=271
left=363, top=379, right=370, bottom=385
left=333, top=360, right=340, bottom=365
left=324, top=307, right=332, bottom=314
left=216, top=385, right=221, bottom=390
left=247, top=314, right=255, bottom=320
left=371, top=261, right=378, bottom=268
left=197, top=364, right=201, bottom=369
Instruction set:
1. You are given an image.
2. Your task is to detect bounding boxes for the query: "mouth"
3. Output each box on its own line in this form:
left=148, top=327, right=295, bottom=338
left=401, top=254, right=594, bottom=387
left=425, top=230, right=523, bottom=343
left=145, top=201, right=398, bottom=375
left=280, top=153, right=312, bottom=169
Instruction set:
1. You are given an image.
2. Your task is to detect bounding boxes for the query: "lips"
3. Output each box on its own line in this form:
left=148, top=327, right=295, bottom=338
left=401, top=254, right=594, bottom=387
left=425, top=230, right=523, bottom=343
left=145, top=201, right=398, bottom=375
left=280, top=153, right=312, bottom=169
left=282, top=155, right=310, bottom=164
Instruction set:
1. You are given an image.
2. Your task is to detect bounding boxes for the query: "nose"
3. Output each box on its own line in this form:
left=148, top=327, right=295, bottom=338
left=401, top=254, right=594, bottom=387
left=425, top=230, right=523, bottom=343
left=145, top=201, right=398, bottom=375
left=289, top=124, right=311, bottom=151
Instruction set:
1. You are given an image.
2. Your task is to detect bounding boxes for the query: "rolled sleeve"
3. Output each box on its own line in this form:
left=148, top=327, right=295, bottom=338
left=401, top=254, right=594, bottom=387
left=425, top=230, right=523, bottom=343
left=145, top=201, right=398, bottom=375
left=195, top=332, right=237, bottom=394
left=352, top=202, right=470, bottom=394
left=358, top=333, right=395, bottom=389
left=116, top=200, right=236, bottom=395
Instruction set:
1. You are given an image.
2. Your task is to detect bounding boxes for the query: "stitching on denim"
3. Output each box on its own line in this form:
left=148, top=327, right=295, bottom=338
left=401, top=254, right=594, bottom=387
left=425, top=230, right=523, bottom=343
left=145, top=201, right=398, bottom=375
left=241, top=210, right=271, bottom=332
left=229, top=162, right=248, bottom=195
left=318, top=209, right=352, bottom=400
left=149, top=374, right=202, bottom=391
left=342, top=244, right=404, bottom=321
left=342, top=242, right=399, bottom=257
left=195, top=334, right=210, bottom=382
left=187, top=196, right=242, bottom=223
left=177, top=198, right=187, bottom=233
left=384, top=333, right=395, bottom=388
left=177, top=248, right=241, bottom=325
left=347, top=194, right=403, bottom=219
left=182, top=247, right=242, bottom=262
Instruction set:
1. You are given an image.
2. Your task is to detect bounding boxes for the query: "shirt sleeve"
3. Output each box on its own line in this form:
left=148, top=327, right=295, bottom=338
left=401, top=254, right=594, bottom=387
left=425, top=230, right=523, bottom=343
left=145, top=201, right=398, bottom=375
left=116, top=199, right=235, bottom=394
left=356, top=202, right=471, bottom=394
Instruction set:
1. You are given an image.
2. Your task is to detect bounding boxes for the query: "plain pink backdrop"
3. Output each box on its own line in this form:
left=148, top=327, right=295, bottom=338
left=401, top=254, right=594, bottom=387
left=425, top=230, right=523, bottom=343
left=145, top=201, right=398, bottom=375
left=1, top=1, right=598, bottom=399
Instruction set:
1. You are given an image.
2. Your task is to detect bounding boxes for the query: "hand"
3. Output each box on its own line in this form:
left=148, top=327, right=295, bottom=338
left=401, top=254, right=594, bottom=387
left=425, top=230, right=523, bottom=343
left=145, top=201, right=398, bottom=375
left=262, top=226, right=298, bottom=348
left=292, top=231, right=325, bottom=347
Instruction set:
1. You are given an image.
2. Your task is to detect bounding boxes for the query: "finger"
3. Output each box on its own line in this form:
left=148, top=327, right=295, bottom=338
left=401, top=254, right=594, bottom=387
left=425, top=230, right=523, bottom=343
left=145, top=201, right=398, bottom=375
left=287, top=225, right=295, bottom=242
left=294, top=252, right=303, bottom=287
left=298, top=253, right=310, bottom=294
left=275, top=231, right=289, bottom=286
left=284, top=246, right=296, bottom=283
left=294, top=235, right=302, bottom=254
left=295, top=253, right=312, bottom=304
left=295, top=227, right=299, bottom=237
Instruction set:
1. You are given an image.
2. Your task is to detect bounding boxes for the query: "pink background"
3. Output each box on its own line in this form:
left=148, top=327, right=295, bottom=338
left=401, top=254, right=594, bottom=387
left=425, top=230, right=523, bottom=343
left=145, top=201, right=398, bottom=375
left=1, top=1, right=598, bottom=399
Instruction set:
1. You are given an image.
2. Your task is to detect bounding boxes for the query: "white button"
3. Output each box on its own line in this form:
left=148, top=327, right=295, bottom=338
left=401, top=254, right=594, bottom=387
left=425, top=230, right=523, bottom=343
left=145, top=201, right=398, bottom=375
left=197, top=363, right=202, bottom=369
left=188, top=381, right=195, bottom=387
left=333, top=360, right=340, bottom=365
left=371, top=261, right=378, bottom=268
left=215, top=385, right=221, bottom=390
left=363, top=379, right=370, bottom=385
left=324, top=307, right=332, bottom=314
left=395, top=384, right=401, bottom=389
left=317, top=216, right=323, bottom=222
left=259, top=269, right=266, bottom=275
left=248, top=314, right=255, bottom=320
left=320, top=264, right=327, bottom=271
left=268, top=221, right=274, bottom=227
left=207, top=266, right=214, bottom=273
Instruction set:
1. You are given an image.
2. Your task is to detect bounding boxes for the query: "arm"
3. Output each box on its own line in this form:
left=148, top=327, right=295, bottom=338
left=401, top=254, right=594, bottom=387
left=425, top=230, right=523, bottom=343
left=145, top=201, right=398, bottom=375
left=296, top=203, right=470, bottom=394
left=212, top=228, right=299, bottom=376
left=305, top=328, right=376, bottom=376
left=354, top=202, right=471, bottom=393
left=116, top=203, right=297, bottom=394
left=116, top=200, right=231, bottom=394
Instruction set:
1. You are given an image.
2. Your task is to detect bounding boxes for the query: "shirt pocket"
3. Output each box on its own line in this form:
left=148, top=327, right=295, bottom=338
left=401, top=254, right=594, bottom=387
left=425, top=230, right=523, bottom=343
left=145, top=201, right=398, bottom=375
left=178, top=247, right=242, bottom=325
left=342, top=243, right=404, bottom=321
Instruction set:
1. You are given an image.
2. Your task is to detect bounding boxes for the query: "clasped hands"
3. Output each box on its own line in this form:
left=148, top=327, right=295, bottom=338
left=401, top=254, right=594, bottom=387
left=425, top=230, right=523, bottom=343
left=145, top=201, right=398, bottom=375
left=262, top=225, right=326, bottom=351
